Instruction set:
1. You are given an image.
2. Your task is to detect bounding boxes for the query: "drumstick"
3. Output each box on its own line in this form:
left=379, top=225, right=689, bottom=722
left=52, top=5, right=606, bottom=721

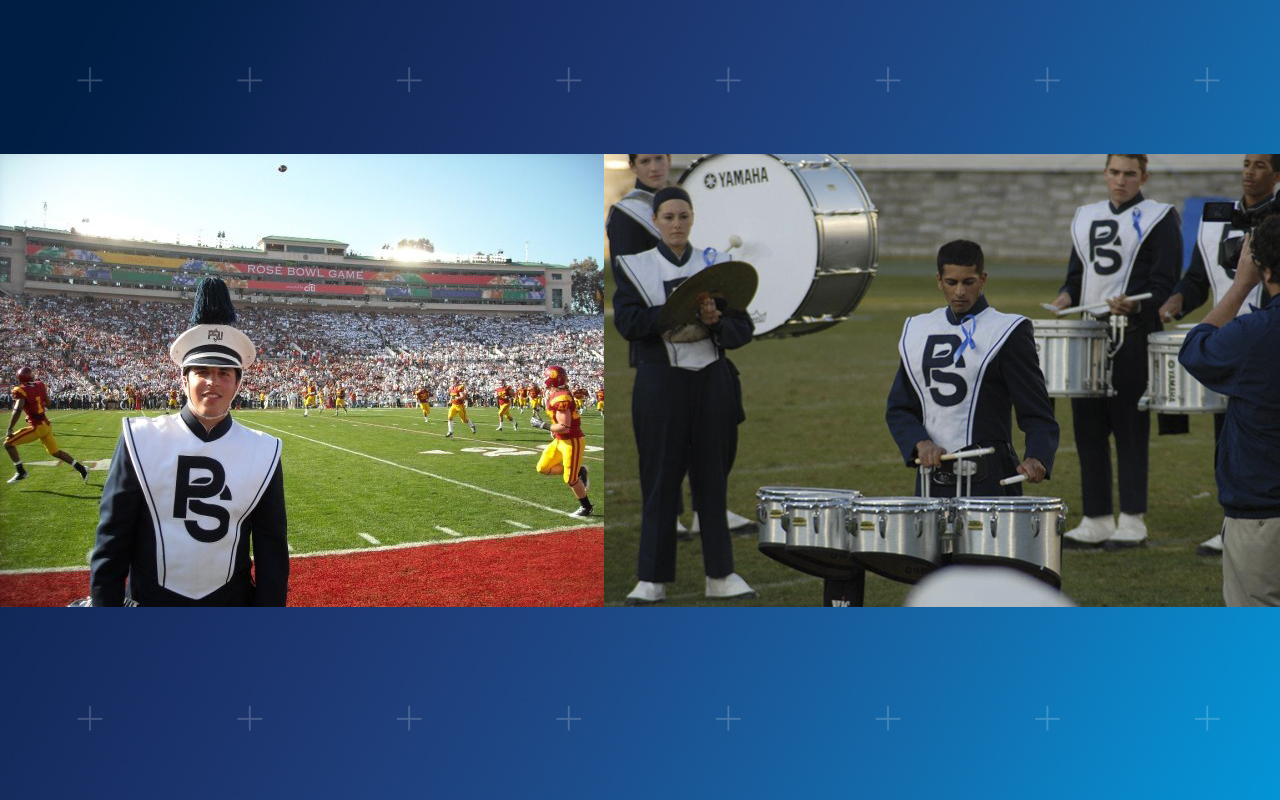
left=726, top=234, right=744, bottom=252
left=1054, top=292, right=1153, bottom=316
left=999, top=474, right=1029, bottom=486
left=913, top=446, right=995, bottom=465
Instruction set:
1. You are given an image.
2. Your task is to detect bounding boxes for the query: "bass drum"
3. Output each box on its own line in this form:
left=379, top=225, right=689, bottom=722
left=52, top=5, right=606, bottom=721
left=679, top=154, right=878, bottom=337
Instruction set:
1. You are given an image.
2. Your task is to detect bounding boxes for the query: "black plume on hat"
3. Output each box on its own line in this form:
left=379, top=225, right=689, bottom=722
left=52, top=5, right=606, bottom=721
left=190, top=277, right=237, bottom=325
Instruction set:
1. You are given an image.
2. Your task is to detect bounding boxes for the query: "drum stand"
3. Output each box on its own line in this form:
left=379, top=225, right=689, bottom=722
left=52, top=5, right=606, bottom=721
left=919, top=447, right=993, bottom=566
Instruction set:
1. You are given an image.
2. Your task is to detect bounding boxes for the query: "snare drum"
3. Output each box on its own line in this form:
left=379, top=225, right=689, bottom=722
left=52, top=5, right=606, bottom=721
left=1139, top=331, right=1228, bottom=414
left=756, top=487, right=863, bottom=580
left=951, top=497, right=1066, bottom=588
left=846, top=497, right=948, bottom=584
left=1031, top=319, right=1111, bottom=397
left=679, top=154, right=877, bottom=338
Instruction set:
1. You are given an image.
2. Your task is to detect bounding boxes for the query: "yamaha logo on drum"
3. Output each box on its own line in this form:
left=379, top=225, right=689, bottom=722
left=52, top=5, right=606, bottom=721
left=704, top=167, right=770, bottom=189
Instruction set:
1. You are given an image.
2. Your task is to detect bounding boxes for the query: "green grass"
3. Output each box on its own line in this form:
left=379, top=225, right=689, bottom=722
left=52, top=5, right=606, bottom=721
left=604, top=263, right=1226, bottom=606
left=0, top=405, right=604, bottom=570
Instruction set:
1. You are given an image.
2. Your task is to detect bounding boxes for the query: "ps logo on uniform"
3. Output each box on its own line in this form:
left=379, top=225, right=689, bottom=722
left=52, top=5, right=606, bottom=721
left=704, top=174, right=717, bottom=189
left=922, top=335, right=967, bottom=407
left=1088, top=220, right=1122, bottom=276
left=174, top=455, right=233, bottom=542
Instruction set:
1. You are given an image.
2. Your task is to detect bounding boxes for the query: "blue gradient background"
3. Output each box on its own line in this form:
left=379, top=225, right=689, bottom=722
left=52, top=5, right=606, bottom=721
left=4, top=0, right=1278, bottom=796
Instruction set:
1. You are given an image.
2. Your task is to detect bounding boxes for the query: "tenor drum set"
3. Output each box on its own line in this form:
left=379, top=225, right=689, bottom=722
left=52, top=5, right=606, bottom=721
left=758, top=449, right=1068, bottom=606
left=1031, top=293, right=1227, bottom=413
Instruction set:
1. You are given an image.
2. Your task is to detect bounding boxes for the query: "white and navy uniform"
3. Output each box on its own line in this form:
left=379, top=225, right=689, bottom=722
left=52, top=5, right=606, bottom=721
left=887, top=296, right=1059, bottom=496
left=614, top=241, right=753, bottom=583
left=1171, top=193, right=1274, bottom=445
left=90, top=407, right=288, bottom=606
left=606, top=181, right=661, bottom=266
left=1060, top=193, right=1182, bottom=517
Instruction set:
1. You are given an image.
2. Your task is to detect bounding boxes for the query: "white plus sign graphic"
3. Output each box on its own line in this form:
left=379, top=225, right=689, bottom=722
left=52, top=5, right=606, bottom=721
left=237, top=68, right=263, bottom=93
left=875, top=68, right=901, bottom=93
left=237, top=706, right=262, bottom=731
left=716, top=68, right=741, bottom=93
left=396, top=68, right=422, bottom=93
left=1035, top=706, right=1060, bottom=730
left=556, top=68, right=581, bottom=93
left=1194, top=69, right=1220, bottom=92
left=397, top=706, right=422, bottom=731
left=77, top=68, right=103, bottom=93
left=876, top=706, right=901, bottom=730
left=556, top=706, right=581, bottom=731
left=716, top=706, right=741, bottom=730
left=1035, top=68, right=1060, bottom=92
left=1195, top=707, right=1220, bottom=731
left=77, top=706, right=103, bottom=730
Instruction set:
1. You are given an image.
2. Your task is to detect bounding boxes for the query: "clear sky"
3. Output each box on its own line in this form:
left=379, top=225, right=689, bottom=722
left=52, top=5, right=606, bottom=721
left=0, top=154, right=601, bottom=268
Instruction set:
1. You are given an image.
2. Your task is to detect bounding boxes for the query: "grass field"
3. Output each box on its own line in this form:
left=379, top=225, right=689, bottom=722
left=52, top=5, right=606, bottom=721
left=0, top=404, right=605, bottom=605
left=603, top=263, right=1227, bottom=607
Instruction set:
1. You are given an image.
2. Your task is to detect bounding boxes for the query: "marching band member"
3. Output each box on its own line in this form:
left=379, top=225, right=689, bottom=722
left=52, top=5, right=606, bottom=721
left=89, top=277, right=288, bottom=606
left=607, top=154, right=754, bottom=536
left=614, top=186, right=755, bottom=605
left=1051, top=155, right=1182, bottom=549
left=887, top=240, right=1059, bottom=498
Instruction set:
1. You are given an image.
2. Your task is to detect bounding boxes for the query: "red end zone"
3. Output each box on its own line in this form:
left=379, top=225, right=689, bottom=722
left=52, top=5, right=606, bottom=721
left=0, top=526, right=602, bottom=607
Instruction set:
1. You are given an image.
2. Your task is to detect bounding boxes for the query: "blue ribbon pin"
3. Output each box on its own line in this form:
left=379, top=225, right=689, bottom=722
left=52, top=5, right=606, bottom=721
left=954, top=314, right=977, bottom=365
left=1132, top=208, right=1144, bottom=243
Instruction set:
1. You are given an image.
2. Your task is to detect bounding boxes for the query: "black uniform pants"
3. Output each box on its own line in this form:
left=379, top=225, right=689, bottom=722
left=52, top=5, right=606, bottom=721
left=1071, top=331, right=1148, bottom=517
left=633, top=360, right=737, bottom=582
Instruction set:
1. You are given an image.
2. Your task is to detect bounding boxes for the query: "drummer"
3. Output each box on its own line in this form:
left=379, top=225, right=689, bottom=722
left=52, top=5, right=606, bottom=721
left=1158, top=154, right=1277, bottom=556
left=606, top=154, right=755, bottom=538
left=887, top=240, right=1059, bottom=497
left=613, top=186, right=756, bottom=605
left=1050, top=155, right=1182, bottom=549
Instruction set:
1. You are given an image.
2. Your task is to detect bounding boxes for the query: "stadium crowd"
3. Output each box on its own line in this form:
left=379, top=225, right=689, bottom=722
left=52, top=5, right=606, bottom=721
left=0, top=294, right=602, bottom=408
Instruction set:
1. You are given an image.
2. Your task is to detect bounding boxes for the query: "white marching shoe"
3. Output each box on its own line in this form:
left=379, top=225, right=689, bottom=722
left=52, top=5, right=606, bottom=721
left=706, top=573, right=757, bottom=600
left=1107, top=512, right=1148, bottom=549
left=625, top=581, right=666, bottom=605
left=1197, top=532, right=1224, bottom=556
left=1063, top=515, right=1116, bottom=548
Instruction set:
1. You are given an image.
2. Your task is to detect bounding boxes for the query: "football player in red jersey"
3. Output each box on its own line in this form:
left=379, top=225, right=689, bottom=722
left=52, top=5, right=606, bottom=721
left=527, top=383, right=544, bottom=427
left=4, top=366, right=90, bottom=484
left=446, top=378, right=477, bottom=438
left=495, top=380, right=517, bottom=431
left=535, top=365, right=592, bottom=516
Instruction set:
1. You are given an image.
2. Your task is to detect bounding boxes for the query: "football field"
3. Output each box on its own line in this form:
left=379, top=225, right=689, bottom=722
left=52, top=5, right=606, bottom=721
left=604, top=265, right=1227, bottom=607
left=0, top=404, right=604, bottom=606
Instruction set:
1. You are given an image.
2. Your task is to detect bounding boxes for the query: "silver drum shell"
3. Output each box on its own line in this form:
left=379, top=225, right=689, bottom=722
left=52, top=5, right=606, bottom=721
left=1142, top=331, right=1228, bottom=413
left=756, top=487, right=861, bottom=580
left=951, top=497, right=1066, bottom=588
left=1031, top=319, right=1111, bottom=397
left=846, top=497, right=947, bottom=584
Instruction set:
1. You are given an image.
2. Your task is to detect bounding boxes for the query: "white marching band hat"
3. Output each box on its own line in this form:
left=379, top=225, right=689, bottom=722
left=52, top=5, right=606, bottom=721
left=169, top=277, right=257, bottom=370
left=169, top=324, right=257, bottom=370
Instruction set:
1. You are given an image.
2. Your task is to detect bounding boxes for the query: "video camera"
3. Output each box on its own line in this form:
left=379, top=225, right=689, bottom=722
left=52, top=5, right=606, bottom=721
left=1203, top=200, right=1279, bottom=270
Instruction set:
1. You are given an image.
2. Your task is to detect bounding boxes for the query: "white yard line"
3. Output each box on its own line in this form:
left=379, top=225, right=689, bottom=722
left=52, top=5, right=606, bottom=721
left=358, top=532, right=382, bottom=545
left=240, top=420, right=579, bottom=517
left=435, top=526, right=462, bottom=537
left=505, top=520, right=532, bottom=529
left=321, top=415, right=605, bottom=462
left=0, top=524, right=601, bottom=574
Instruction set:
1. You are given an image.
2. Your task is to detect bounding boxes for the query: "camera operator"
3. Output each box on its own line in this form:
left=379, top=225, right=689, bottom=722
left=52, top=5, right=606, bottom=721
left=1178, top=216, right=1280, bottom=605
left=1160, top=155, right=1278, bottom=555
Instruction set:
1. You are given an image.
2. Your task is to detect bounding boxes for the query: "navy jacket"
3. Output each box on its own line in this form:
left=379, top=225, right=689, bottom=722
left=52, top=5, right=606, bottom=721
left=1179, top=293, right=1280, bottom=518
